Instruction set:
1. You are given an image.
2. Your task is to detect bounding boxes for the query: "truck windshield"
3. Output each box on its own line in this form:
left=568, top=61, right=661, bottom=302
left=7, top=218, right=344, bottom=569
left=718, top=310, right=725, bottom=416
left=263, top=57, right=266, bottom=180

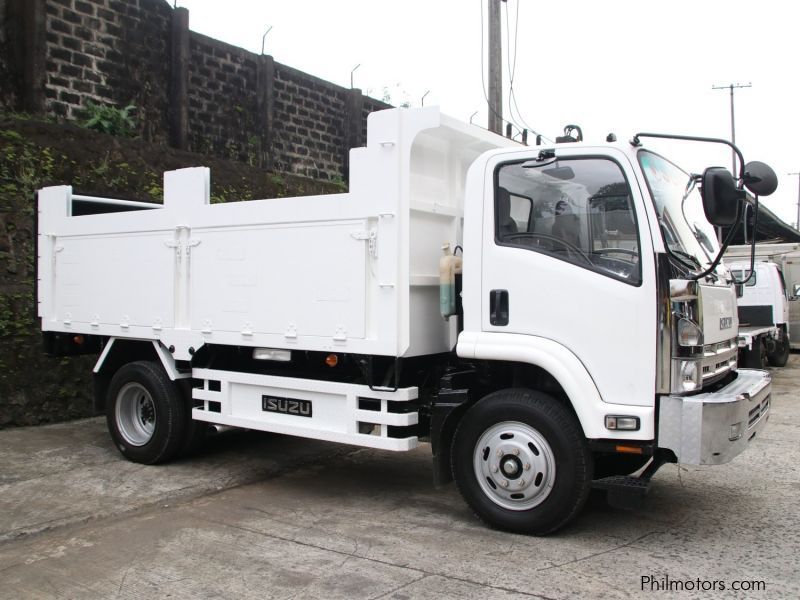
left=638, top=151, right=721, bottom=272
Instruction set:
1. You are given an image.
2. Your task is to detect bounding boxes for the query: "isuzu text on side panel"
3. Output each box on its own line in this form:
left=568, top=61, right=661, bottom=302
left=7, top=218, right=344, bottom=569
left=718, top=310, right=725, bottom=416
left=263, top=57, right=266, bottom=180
left=37, top=107, right=775, bottom=534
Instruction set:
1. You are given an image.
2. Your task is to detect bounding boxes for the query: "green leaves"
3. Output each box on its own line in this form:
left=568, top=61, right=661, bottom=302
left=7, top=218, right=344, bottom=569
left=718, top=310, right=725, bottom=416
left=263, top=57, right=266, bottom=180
left=82, top=101, right=137, bottom=137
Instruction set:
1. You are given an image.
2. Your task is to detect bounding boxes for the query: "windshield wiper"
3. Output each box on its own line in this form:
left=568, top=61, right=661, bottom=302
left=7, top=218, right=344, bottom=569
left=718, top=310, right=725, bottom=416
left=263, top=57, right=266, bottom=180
left=668, top=247, right=701, bottom=272
left=690, top=222, right=714, bottom=261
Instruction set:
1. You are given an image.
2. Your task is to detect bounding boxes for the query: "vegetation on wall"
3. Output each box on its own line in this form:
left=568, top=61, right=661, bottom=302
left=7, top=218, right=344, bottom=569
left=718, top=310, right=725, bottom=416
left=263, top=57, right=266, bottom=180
left=0, top=112, right=345, bottom=428
left=81, top=101, right=138, bottom=138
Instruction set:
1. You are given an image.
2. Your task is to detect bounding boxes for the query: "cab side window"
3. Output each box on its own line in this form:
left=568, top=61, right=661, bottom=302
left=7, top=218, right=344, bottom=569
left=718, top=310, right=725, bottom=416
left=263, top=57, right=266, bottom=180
left=495, top=158, right=641, bottom=284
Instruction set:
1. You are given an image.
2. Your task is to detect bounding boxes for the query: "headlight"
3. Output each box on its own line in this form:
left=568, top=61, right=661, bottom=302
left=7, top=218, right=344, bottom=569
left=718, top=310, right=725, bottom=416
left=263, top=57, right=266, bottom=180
left=677, top=318, right=703, bottom=347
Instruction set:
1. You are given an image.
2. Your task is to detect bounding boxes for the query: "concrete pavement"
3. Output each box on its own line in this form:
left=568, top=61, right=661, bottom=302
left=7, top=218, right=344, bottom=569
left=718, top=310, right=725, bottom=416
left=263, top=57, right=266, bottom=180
left=1, top=356, right=799, bottom=599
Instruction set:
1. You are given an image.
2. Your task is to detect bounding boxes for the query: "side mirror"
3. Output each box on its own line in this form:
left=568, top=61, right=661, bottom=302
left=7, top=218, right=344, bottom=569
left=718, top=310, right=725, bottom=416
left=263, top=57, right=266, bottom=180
left=743, top=161, right=778, bottom=197
left=701, top=167, right=745, bottom=226
left=793, top=283, right=800, bottom=299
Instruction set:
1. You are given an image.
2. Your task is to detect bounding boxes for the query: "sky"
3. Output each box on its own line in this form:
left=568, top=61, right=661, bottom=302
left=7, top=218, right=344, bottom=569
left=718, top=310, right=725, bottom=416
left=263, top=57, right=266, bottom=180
left=175, top=0, right=800, bottom=228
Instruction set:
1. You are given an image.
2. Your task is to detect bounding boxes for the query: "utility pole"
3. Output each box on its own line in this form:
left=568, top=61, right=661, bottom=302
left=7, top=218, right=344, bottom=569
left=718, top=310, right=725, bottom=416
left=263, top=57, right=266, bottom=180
left=712, top=82, right=751, bottom=176
left=487, top=0, right=504, bottom=134
left=789, top=172, right=800, bottom=230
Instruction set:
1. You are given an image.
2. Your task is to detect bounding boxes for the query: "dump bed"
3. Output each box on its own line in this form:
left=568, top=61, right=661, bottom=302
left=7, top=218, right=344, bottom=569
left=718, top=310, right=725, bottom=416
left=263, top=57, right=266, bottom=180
left=37, top=108, right=513, bottom=360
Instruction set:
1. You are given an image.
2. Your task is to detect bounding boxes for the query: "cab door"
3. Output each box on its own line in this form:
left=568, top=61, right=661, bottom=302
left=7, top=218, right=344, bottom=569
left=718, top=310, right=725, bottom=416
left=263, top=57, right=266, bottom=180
left=481, top=149, right=657, bottom=407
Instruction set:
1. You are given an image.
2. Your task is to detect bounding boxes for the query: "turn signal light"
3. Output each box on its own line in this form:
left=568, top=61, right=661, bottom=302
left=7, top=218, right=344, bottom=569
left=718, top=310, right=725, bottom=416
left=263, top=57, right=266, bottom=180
left=73, top=335, right=85, bottom=345
left=615, top=445, right=644, bottom=455
left=325, top=354, right=339, bottom=367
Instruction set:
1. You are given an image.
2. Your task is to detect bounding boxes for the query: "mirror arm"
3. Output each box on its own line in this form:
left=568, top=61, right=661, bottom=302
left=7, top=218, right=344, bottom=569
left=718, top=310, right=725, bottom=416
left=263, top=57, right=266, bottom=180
left=689, top=206, right=745, bottom=281
left=632, top=133, right=746, bottom=180
left=690, top=229, right=736, bottom=281
left=741, top=195, right=760, bottom=285
left=693, top=196, right=760, bottom=284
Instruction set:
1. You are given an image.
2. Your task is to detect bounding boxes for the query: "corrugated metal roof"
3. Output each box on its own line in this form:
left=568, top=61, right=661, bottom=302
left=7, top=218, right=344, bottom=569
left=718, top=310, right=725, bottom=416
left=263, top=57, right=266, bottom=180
left=721, top=202, right=800, bottom=244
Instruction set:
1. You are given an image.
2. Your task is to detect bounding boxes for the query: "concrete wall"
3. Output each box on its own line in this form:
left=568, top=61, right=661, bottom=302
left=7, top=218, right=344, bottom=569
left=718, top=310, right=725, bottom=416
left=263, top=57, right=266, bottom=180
left=1, top=0, right=391, bottom=180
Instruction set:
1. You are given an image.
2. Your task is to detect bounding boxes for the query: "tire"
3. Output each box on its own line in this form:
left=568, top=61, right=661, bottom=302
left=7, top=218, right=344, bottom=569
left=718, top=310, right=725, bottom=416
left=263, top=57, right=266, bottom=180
left=740, top=339, right=767, bottom=369
left=106, top=361, right=187, bottom=464
left=767, top=333, right=790, bottom=368
left=176, top=379, right=208, bottom=458
left=451, top=389, right=592, bottom=535
left=180, top=419, right=209, bottom=457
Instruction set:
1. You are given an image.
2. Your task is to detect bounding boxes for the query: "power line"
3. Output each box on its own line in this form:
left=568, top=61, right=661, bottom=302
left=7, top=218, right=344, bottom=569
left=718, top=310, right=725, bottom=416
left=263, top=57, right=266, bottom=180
left=479, top=0, right=517, bottom=135
left=502, top=0, right=552, bottom=143
left=503, top=0, right=526, bottom=135
left=479, top=0, right=550, bottom=143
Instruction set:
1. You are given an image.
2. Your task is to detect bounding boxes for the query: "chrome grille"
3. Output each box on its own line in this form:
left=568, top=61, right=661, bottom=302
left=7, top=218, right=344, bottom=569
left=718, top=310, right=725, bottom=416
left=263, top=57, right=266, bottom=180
left=748, top=395, right=770, bottom=429
left=700, top=338, right=737, bottom=381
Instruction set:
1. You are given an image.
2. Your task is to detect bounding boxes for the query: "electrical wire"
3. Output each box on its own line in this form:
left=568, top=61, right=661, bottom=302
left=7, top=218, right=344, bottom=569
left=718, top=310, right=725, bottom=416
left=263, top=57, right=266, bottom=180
left=503, top=0, right=553, bottom=143
left=503, top=0, right=527, bottom=135
left=479, top=0, right=518, bottom=134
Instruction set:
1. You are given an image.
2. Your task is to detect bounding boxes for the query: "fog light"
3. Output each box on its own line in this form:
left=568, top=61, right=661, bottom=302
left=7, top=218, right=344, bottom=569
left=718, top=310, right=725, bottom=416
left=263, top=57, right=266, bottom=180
left=605, top=415, right=640, bottom=431
left=673, top=359, right=701, bottom=392
left=252, top=348, right=291, bottom=362
left=729, top=421, right=744, bottom=441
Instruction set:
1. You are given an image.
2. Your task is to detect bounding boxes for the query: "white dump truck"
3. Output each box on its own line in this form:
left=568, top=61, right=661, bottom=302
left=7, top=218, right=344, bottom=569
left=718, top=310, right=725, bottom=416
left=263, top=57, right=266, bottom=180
left=37, top=107, right=776, bottom=534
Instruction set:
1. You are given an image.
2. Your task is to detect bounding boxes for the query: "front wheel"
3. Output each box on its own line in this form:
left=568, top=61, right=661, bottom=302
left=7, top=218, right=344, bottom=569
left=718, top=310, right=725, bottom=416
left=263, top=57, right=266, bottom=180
left=452, top=389, right=592, bottom=535
left=106, top=361, right=187, bottom=464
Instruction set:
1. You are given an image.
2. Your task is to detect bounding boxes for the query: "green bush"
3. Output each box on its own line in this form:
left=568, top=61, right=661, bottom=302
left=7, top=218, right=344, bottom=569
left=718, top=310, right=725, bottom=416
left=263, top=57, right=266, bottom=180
left=82, top=101, right=137, bottom=137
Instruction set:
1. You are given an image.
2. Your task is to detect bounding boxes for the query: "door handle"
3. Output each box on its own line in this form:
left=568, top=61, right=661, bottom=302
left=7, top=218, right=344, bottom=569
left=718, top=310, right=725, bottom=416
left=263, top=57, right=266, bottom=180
left=490, top=289, right=509, bottom=326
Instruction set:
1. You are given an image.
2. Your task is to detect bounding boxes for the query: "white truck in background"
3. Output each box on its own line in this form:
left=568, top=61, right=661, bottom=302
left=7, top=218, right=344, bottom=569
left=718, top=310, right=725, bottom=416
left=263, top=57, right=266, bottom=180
left=725, top=242, right=800, bottom=352
left=727, top=260, right=791, bottom=368
left=36, top=107, right=776, bottom=534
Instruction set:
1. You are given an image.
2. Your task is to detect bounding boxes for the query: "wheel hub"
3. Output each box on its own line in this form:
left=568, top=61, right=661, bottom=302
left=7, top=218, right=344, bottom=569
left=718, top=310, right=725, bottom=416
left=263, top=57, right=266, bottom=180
left=473, top=421, right=556, bottom=511
left=116, top=382, right=156, bottom=447
left=500, top=455, right=522, bottom=478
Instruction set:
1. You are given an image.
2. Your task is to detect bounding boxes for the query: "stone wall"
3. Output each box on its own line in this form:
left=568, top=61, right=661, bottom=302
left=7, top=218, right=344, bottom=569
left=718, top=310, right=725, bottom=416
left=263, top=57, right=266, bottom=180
left=0, top=0, right=21, bottom=109
left=272, top=64, right=349, bottom=180
left=1, top=0, right=392, bottom=180
left=187, top=32, right=258, bottom=163
left=42, top=0, right=172, bottom=143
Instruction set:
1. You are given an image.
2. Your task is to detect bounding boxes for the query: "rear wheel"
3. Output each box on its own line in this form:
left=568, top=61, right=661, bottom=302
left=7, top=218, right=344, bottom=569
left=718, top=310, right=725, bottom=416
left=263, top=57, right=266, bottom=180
left=106, top=361, right=186, bottom=464
left=767, top=331, right=790, bottom=367
left=740, top=338, right=767, bottom=369
left=452, top=389, right=592, bottom=535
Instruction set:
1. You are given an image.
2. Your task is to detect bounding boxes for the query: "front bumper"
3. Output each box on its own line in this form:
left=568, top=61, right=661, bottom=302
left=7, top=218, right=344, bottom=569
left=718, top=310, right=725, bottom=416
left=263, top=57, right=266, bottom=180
left=658, top=369, right=771, bottom=465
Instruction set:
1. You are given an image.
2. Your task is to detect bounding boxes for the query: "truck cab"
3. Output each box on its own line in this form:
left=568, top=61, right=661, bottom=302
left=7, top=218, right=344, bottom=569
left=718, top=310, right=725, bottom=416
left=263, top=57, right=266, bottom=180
left=725, top=242, right=800, bottom=351
left=729, top=260, right=791, bottom=366
left=456, top=134, right=769, bottom=435
left=449, top=131, right=773, bottom=530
